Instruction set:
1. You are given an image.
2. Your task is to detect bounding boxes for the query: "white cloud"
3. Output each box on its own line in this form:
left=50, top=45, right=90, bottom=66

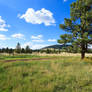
left=18, top=8, right=56, bottom=26
left=48, top=39, right=57, bottom=42
left=31, top=35, right=44, bottom=43
left=11, top=33, right=25, bottom=40
left=31, top=35, right=43, bottom=39
left=0, top=34, right=10, bottom=40
left=23, top=42, right=48, bottom=50
left=64, top=0, right=67, bottom=2
left=0, top=16, right=10, bottom=31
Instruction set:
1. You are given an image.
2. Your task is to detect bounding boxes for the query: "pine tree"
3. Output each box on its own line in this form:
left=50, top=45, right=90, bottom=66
left=21, top=48, right=25, bottom=53
left=58, top=0, right=92, bottom=59
left=46, top=49, right=50, bottom=54
left=5, top=47, right=9, bottom=53
left=9, top=48, right=14, bottom=55
left=25, top=45, right=31, bottom=53
left=15, top=42, right=21, bottom=54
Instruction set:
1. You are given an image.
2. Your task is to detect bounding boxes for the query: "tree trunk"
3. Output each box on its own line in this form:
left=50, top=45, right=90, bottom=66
left=81, top=42, right=85, bottom=59
left=81, top=51, right=85, bottom=59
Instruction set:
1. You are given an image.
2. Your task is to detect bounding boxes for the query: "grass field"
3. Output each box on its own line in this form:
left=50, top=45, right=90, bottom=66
left=0, top=54, right=92, bottom=92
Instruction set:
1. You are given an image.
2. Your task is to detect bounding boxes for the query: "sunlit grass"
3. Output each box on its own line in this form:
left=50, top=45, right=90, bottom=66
left=0, top=55, right=92, bottom=92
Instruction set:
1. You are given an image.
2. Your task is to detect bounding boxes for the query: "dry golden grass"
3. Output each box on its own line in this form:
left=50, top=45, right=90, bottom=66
left=33, top=52, right=92, bottom=57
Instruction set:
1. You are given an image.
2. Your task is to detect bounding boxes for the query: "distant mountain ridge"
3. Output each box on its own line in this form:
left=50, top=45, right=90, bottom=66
left=41, top=44, right=70, bottom=49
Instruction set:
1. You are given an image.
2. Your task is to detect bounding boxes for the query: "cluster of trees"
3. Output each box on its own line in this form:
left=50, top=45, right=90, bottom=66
left=0, top=48, right=14, bottom=54
left=15, top=43, right=32, bottom=54
left=0, top=42, right=92, bottom=55
left=0, top=43, right=32, bottom=55
left=40, top=48, right=61, bottom=54
left=0, top=43, right=62, bottom=54
left=58, top=0, right=92, bottom=59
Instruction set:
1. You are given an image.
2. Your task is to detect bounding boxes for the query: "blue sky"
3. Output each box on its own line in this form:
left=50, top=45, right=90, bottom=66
left=0, top=0, right=75, bottom=49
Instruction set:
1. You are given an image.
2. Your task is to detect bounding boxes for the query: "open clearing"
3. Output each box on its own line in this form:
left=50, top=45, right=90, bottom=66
left=0, top=54, right=92, bottom=92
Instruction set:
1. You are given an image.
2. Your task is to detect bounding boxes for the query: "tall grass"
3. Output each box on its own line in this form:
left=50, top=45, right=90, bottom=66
left=0, top=55, right=92, bottom=92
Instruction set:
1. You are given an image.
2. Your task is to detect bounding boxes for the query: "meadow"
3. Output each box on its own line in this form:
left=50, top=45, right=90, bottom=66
left=0, top=54, right=92, bottom=92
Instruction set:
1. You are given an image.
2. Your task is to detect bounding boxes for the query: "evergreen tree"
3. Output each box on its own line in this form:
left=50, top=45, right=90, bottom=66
left=46, top=49, right=51, bottom=54
left=53, top=48, right=56, bottom=53
left=21, top=48, right=25, bottom=53
left=9, top=48, right=14, bottom=55
left=58, top=49, right=61, bottom=54
left=5, top=47, right=9, bottom=53
left=58, top=0, right=92, bottom=59
left=0, top=49, right=2, bottom=53
left=15, top=42, right=21, bottom=54
left=0, top=48, right=5, bottom=53
left=25, top=45, right=31, bottom=53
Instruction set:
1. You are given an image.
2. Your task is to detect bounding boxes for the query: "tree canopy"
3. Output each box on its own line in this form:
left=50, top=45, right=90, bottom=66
left=58, top=0, right=92, bottom=59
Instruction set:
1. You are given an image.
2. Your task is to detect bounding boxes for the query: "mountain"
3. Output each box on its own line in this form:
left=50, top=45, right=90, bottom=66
left=41, top=44, right=70, bottom=50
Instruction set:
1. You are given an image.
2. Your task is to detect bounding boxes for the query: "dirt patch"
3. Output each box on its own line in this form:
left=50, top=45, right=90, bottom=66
left=4, top=57, right=58, bottom=62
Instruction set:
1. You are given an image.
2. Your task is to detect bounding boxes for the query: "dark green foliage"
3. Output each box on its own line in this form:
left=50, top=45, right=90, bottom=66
left=15, top=42, right=21, bottom=54
left=40, top=49, right=45, bottom=53
left=8, top=48, right=14, bottom=55
left=21, top=48, right=25, bottom=53
left=58, top=0, right=92, bottom=59
left=25, top=45, right=32, bottom=54
left=5, top=47, right=9, bottom=53
left=46, top=49, right=51, bottom=54
left=0, top=47, right=14, bottom=55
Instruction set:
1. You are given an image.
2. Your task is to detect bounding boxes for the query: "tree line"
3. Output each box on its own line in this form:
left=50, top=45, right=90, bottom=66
left=0, top=42, right=92, bottom=55
left=0, top=43, right=32, bottom=55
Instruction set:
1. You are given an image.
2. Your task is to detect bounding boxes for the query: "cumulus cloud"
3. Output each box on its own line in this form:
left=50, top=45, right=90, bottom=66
left=0, top=16, right=10, bottom=31
left=31, top=35, right=43, bottom=39
left=0, top=34, right=10, bottom=40
left=48, top=39, right=57, bottom=42
left=11, top=33, right=25, bottom=40
left=18, top=8, right=56, bottom=26
left=31, top=35, right=44, bottom=43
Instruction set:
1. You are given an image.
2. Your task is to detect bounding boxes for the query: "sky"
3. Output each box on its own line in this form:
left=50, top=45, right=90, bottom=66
left=0, top=0, right=75, bottom=49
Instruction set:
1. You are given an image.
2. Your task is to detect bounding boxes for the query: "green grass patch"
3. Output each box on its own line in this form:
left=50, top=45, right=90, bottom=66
left=0, top=55, right=92, bottom=92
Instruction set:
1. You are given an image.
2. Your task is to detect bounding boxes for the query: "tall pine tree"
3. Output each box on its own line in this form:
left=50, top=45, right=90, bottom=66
left=58, top=0, right=92, bottom=59
left=15, top=42, right=21, bottom=54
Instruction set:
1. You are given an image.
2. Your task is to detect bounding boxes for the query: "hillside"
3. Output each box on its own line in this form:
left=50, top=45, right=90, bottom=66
left=42, top=44, right=70, bottom=50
